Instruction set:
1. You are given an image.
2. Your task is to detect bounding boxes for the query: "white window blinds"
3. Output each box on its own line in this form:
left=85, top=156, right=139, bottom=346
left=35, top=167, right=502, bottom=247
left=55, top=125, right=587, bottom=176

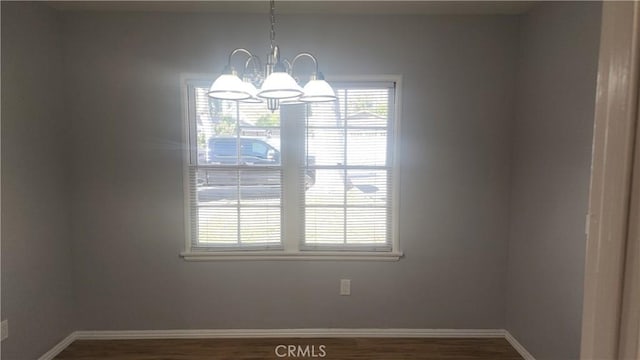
left=303, top=82, right=395, bottom=251
left=187, top=81, right=282, bottom=249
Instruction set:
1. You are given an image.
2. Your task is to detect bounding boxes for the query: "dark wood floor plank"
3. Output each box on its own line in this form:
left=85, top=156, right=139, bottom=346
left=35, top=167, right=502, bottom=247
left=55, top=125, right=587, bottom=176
left=54, top=338, right=523, bottom=360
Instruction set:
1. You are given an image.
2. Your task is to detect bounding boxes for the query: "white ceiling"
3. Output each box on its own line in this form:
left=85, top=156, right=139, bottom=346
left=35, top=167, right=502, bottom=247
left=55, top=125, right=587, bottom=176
left=48, top=1, right=537, bottom=15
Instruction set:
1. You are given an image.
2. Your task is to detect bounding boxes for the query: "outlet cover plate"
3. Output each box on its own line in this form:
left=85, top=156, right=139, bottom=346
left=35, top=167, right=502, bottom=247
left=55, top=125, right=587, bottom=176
left=340, top=279, right=351, bottom=295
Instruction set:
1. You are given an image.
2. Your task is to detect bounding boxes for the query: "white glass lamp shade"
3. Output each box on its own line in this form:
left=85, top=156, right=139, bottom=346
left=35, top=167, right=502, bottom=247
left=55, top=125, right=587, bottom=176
left=239, top=81, right=263, bottom=104
left=207, top=74, right=251, bottom=101
left=257, top=72, right=303, bottom=99
left=299, top=79, right=337, bottom=103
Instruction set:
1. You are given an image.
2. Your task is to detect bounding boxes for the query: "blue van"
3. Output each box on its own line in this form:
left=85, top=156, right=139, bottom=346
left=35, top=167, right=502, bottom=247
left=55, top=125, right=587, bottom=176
left=198, top=137, right=315, bottom=191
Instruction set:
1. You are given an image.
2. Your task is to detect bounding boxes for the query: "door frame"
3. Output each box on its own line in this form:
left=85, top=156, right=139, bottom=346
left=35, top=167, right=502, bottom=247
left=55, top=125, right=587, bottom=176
left=619, top=83, right=640, bottom=360
left=581, top=1, right=640, bottom=359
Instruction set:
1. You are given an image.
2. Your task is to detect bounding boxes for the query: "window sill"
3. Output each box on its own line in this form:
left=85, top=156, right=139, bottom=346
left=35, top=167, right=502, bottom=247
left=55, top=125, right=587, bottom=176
left=180, top=251, right=403, bottom=261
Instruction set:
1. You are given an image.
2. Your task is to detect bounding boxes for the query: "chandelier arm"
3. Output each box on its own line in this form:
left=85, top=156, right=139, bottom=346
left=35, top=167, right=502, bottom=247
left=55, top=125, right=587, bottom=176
left=244, top=55, right=263, bottom=75
left=291, top=52, right=320, bottom=79
left=282, top=58, right=293, bottom=73
left=227, top=48, right=254, bottom=68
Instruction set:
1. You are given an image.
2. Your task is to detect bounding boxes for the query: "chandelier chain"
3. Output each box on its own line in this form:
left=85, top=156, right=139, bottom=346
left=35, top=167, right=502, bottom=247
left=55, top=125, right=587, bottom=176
left=269, top=0, right=276, bottom=50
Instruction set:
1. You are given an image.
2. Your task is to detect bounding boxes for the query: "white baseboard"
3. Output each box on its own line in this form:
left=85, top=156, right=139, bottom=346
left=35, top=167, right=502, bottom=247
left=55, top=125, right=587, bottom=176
left=74, top=328, right=505, bottom=340
left=504, top=331, right=536, bottom=360
left=37, top=333, right=77, bottom=360
left=39, top=328, right=534, bottom=359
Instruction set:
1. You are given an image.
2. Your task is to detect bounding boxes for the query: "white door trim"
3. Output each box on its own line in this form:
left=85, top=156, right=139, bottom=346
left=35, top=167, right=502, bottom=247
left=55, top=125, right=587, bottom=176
left=581, top=1, right=640, bottom=359
left=618, top=43, right=640, bottom=359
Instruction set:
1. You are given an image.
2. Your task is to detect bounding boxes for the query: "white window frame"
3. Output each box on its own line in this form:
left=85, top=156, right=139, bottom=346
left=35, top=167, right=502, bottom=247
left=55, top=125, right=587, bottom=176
left=180, top=74, right=403, bottom=261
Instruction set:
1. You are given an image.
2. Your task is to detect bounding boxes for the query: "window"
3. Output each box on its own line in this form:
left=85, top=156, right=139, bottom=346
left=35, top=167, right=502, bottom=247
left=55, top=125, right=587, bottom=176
left=182, top=77, right=401, bottom=260
left=304, top=84, right=395, bottom=251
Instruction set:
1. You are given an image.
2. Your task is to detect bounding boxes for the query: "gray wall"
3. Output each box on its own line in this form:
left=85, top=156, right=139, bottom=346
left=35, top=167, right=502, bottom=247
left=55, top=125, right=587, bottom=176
left=506, top=2, right=601, bottom=360
left=1, top=2, right=75, bottom=359
left=0, top=3, right=604, bottom=358
left=62, top=12, right=517, bottom=330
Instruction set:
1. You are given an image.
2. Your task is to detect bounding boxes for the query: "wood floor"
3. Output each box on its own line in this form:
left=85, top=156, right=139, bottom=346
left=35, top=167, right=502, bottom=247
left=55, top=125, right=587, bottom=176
left=55, top=338, right=523, bottom=359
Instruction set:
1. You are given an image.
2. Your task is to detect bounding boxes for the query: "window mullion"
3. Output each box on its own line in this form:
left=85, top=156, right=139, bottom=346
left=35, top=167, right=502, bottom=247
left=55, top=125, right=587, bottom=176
left=281, top=104, right=306, bottom=252
left=236, top=103, right=241, bottom=245
left=343, top=90, right=349, bottom=245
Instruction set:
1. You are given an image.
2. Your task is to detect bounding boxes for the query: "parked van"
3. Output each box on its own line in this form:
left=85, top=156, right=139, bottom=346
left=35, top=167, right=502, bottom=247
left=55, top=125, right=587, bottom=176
left=198, top=137, right=315, bottom=191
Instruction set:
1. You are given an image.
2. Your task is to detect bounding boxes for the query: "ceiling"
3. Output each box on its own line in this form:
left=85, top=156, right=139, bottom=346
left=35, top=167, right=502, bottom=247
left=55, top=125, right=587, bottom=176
left=48, top=1, right=537, bottom=15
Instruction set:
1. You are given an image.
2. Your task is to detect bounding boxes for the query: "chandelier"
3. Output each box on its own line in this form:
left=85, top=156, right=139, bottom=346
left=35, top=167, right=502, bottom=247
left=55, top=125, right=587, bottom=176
left=207, top=0, right=337, bottom=111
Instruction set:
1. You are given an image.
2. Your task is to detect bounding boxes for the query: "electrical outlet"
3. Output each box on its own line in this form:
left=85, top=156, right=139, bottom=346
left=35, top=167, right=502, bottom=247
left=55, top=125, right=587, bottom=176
left=340, top=279, right=351, bottom=296
left=1, top=320, right=8, bottom=341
